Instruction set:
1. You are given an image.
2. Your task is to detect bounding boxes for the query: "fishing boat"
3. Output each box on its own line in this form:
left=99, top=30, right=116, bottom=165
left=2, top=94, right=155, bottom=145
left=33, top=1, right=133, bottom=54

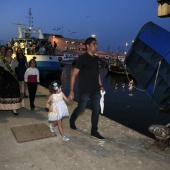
left=11, top=9, right=62, bottom=86
left=12, top=37, right=62, bottom=85
left=108, top=66, right=128, bottom=75
left=107, top=53, right=129, bottom=76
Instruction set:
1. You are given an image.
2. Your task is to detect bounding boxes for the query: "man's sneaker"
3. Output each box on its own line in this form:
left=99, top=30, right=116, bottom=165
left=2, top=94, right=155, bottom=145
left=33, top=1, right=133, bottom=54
left=90, top=132, right=105, bottom=140
left=49, top=124, right=55, bottom=132
left=69, top=119, right=77, bottom=130
left=62, top=136, right=70, bottom=141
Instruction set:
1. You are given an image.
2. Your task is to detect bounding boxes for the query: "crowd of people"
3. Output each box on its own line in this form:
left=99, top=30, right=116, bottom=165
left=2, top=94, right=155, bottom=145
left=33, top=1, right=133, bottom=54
left=0, top=37, right=106, bottom=142
left=7, top=38, right=55, bottom=55
left=0, top=45, right=39, bottom=115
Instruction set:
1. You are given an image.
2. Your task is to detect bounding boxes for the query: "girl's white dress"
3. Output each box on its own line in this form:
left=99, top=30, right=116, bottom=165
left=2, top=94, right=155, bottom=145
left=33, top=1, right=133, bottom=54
left=48, top=92, right=69, bottom=121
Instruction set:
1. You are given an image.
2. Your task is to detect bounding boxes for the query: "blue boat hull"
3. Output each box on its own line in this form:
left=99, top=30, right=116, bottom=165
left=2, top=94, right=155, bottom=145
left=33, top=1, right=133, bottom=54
left=125, top=22, right=170, bottom=110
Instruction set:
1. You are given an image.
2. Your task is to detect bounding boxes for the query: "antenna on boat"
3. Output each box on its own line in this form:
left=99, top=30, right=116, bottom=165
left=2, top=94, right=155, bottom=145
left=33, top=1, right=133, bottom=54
left=24, top=8, right=33, bottom=38
left=12, top=23, right=27, bottom=38
left=26, top=8, right=33, bottom=30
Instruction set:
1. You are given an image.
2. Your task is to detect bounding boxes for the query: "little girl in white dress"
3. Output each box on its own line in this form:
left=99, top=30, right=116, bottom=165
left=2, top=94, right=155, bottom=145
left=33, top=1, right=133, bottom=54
left=46, top=80, right=70, bottom=141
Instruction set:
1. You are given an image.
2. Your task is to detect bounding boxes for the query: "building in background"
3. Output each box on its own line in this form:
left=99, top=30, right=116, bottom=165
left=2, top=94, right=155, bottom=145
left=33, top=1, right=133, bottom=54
left=43, top=34, right=85, bottom=55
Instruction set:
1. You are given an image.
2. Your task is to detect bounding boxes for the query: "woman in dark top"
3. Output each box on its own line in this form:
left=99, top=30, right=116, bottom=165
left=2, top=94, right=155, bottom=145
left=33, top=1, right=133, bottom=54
left=0, top=47, right=24, bottom=115
left=16, top=47, right=28, bottom=97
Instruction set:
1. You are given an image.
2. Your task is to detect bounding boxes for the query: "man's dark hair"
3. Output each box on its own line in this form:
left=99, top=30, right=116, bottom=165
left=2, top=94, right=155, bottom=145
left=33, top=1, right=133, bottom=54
left=85, top=37, right=96, bottom=47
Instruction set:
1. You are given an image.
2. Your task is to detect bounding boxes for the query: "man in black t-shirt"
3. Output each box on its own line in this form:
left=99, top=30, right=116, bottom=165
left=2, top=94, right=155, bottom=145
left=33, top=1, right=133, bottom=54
left=68, top=37, right=105, bottom=140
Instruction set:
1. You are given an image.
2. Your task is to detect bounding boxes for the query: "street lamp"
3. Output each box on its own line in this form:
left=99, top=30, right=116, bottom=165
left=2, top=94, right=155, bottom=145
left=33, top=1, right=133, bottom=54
left=124, top=40, right=134, bottom=54
left=125, top=43, right=128, bottom=54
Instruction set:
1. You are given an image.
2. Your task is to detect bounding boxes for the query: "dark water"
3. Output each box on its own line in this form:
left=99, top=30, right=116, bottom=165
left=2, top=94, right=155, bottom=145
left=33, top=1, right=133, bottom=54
left=55, top=65, right=170, bottom=138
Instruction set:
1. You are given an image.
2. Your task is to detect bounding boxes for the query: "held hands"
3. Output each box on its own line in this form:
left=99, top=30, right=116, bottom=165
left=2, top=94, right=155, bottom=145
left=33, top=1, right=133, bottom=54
left=100, top=86, right=105, bottom=92
left=68, top=91, right=74, bottom=101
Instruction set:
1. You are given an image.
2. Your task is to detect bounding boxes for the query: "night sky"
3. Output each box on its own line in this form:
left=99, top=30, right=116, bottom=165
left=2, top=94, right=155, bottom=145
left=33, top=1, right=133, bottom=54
left=0, top=0, right=170, bottom=51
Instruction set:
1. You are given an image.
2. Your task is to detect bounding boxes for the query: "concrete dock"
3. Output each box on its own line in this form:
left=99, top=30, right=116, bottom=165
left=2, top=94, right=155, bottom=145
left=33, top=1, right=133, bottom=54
left=0, top=85, right=170, bottom=170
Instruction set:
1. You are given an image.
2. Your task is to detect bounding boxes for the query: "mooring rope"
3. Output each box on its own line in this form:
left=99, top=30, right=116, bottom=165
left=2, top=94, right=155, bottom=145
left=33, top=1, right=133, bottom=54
left=124, top=59, right=162, bottom=93
left=124, top=65, right=145, bottom=92
left=153, top=60, right=162, bottom=95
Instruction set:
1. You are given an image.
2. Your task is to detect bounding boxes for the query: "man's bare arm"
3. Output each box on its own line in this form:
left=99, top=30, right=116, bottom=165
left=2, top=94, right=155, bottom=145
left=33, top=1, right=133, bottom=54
left=68, top=68, right=79, bottom=100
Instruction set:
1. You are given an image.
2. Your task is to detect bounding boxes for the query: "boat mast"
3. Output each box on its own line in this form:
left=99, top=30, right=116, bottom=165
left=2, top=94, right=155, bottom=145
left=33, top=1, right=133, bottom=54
left=25, top=8, right=33, bottom=38
left=28, top=8, right=33, bottom=30
left=25, top=8, right=44, bottom=39
left=12, top=8, right=44, bottom=39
